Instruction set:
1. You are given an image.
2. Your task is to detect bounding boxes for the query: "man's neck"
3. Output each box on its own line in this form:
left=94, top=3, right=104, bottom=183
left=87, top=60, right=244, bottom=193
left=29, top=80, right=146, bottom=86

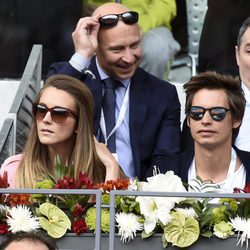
left=194, top=144, right=232, bottom=183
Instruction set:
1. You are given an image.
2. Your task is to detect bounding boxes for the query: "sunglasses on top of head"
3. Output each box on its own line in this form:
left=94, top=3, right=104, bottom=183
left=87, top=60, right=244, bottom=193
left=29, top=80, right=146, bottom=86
left=187, top=106, right=231, bottom=122
left=99, top=11, right=139, bottom=28
left=32, top=103, right=78, bottom=123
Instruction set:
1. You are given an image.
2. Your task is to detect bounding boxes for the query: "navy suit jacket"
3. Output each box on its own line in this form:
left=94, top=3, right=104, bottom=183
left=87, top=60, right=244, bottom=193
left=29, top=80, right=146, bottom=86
left=48, top=58, right=181, bottom=180
left=145, top=146, right=250, bottom=184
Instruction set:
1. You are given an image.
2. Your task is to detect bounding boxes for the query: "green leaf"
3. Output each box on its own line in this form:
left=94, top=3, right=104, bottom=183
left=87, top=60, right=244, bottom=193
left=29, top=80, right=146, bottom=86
left=201, top=230, right=213, bottom=238
left=162, top=234, right=168, bottom=248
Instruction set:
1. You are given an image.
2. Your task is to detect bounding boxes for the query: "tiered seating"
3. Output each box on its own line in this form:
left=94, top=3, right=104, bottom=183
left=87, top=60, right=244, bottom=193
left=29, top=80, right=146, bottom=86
left=0, top=45, right=42, bottom=165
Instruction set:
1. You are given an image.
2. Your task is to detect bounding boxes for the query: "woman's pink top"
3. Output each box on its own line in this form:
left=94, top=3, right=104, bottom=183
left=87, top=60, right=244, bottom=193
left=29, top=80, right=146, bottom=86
left=0, top=154, right=22, bottom=188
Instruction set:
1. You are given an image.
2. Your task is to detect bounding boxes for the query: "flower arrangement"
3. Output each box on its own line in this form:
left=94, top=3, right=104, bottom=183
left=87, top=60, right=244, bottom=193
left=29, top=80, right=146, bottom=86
left=0, top=162, right=250, bottom=249
left=113, top=172, right=250, bottom=249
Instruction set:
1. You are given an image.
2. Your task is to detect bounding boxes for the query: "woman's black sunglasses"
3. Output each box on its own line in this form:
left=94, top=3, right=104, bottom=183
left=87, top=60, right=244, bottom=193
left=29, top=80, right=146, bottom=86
left=187, top=106, right=231, bottom=122
left=99, top=11, right=138, bottom=28
left=32, top=103, right=78, bottom=123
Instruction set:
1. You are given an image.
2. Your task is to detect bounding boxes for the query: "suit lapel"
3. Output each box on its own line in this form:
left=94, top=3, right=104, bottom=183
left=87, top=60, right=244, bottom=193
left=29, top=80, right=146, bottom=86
left=129, top=69, right=151, bottom=177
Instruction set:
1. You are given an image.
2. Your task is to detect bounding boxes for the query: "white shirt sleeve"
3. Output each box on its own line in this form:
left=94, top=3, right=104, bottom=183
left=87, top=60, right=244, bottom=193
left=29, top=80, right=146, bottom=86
left=69, top=52, right=91, bottom=72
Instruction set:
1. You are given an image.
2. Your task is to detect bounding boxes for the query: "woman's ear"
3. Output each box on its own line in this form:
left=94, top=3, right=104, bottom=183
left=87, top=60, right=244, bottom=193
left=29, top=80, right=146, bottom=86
left=74, top=125, right=78, bottom=134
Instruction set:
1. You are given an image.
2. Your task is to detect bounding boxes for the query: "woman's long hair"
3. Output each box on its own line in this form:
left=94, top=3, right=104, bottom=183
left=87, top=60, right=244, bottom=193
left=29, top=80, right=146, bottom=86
left=15, top=74, right=105, bottom=188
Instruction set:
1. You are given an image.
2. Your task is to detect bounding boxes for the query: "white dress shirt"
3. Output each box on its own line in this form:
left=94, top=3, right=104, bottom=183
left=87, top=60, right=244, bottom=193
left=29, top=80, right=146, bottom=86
left=70, top=53, right=135, bottom=177
left=235, top=82, right=250, bottom=152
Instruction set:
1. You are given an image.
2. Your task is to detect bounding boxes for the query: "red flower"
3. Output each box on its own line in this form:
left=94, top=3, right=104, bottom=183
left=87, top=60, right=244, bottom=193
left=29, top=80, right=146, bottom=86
left=53, top=172, right=94, bottom=189
left=72, top=203, right=85, bottom=217
left=0, top=171, right=9, bottom=188
left=243, top=183, right=250, bottom=193
left=77, top=172, right=95, bottom=189
left=95, top=178, right=130, bottom=192
left=54, top=176, right=76, bottom=189
left=233, top=187, right=242, bottom=193
left=0, top=223, right=9, bottom=234
left=234, top=183, right=250, bottom=193
left=72, top=218, right=88, bottom=235
left=7, top=194, right=31, bottom=206
left=0, top=171, right=10, bottom=203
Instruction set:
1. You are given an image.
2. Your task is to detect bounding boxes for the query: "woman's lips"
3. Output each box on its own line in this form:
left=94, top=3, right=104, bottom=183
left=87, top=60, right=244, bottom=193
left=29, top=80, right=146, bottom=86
left=41, top=128, right=54, bottom=134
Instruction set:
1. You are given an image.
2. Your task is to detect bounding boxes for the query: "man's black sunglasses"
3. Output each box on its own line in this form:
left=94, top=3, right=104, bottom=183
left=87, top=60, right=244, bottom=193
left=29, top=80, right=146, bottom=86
left=187, top=106, right=231, bottom=122
left=99, top=11, right=138, bottom=28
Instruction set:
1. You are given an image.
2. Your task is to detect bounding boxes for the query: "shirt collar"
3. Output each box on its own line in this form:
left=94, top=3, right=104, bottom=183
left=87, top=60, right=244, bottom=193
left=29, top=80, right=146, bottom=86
left=241, top=81, right=250, bottom=100
left=95, top=57, right=130, bottom=88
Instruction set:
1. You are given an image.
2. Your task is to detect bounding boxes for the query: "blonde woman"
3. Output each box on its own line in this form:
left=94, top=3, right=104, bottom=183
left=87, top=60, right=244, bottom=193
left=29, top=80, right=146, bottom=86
left=0, top=74, right=124, bottom=188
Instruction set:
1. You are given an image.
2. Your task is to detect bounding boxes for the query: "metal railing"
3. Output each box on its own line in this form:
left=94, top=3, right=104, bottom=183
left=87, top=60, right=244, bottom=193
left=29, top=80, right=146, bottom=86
left=0, top=44, right=42, bottom=165
left=0, top=188, right=249, bottom=249
left=109, top=190, right=250, bottom=250
left=0, top=188, right=102, bottom=250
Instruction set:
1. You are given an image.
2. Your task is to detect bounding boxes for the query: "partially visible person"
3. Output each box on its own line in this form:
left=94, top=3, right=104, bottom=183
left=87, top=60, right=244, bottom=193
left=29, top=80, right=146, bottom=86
left=0, top=231, right=57, bottom=250
left=198, top=0, right=250, bottom=77
left=234, top=16, right=250, bottom=151
left=83, top=0, right=180, bottom=79
left=182, top=16, right=250, bottom=152
left=0, top=74, right=123, bottom=188
left=146, top=72, right=250, bottom=192
left=48, top=2, right=181, bottom=180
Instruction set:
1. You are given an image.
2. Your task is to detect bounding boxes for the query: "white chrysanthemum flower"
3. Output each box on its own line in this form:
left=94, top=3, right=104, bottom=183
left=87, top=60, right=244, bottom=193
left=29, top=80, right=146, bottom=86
left=229, top=216, right=250, bottom=248
left=116, top=212, right=143, bottom=243
left=176, top=207, right=198, bottom=218
left=7, top=205, right=40, bottom=233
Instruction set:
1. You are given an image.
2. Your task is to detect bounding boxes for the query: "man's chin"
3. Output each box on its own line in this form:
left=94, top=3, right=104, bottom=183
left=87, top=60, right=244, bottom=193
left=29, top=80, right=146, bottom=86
left=116, top=68, right=136, bottom=79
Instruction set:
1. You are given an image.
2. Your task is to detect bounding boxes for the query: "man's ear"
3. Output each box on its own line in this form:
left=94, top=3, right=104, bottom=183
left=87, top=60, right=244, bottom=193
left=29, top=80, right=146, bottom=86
left=233, top=119, right=242, bottom=129
left=187, top=116, right=190, bottom=127
left=235, top=45, right=240, bottom=66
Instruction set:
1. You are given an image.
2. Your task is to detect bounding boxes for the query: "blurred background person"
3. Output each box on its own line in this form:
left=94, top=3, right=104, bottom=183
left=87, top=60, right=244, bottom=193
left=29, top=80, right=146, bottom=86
left=198, top=0, right=250, bottom=77
left=182, top=15, right=250, bottom=153
left=234, top=16, right=250, bottom=151
left=0, top=231, right=57, bottom=250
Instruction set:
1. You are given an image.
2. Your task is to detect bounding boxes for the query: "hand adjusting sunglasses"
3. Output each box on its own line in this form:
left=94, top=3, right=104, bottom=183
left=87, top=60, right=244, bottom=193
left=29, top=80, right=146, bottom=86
left=99, top=11, right=138, bottom=28
left=187, top=106, right=231, bottom=122
left=32, top=104, right=78, bottom=123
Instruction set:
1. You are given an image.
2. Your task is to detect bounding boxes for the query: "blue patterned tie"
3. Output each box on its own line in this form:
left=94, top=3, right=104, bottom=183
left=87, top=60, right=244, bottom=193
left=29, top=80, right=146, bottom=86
left=102, top=78, right=120, bottom=153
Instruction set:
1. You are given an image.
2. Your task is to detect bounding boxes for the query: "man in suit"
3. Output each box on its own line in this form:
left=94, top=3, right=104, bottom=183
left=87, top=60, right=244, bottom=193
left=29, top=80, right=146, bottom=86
left=48, top=2, right=181, bottom=180
left=146, top=71, right=250, bottom=192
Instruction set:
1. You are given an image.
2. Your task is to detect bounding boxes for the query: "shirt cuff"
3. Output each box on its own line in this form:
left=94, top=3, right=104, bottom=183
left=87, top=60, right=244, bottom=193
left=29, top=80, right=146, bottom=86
left=69, top=52, right=91, bottom=72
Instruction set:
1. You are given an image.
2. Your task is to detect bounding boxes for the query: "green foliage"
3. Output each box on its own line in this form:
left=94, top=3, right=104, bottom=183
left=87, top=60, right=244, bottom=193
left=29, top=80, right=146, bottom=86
left=192, top=199, right=213, bottom=236
left=237, top=199, right=250, bottom=219
left=118, top=196, right=140, bottom=214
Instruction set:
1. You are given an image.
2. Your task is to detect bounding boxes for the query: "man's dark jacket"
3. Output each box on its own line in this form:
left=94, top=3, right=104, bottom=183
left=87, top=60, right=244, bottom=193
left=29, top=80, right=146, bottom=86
left=145, top=146, right=250, bottom=184
left=48, top=58, right=181, bottom=180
